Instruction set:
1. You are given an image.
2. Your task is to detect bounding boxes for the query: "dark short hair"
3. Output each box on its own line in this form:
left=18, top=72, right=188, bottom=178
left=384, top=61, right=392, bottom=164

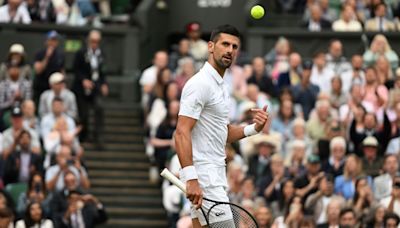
left=384, top=212, right=400, bottom=226
left=210, top=24, right=241, bottom=42
left=340, top=207, right=356, bottom=218
left=52, top=97, right=64, bottom=103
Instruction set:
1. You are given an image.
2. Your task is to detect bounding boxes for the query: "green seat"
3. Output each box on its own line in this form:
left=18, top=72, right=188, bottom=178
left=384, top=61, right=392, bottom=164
left=5, top=183, right=28, bottom=204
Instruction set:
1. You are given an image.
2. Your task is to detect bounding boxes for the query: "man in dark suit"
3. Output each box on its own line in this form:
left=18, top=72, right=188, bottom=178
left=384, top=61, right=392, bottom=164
left=60, top=190, right=107, bottom=228
left=303, top=4, right=331, bottom=31
left=3, top=130, right=43, bottom=185
left=72, top=30, right=108, bottom=143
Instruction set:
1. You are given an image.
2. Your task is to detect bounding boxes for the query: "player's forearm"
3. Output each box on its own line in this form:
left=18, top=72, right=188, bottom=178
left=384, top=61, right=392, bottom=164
left=175, top=128, right=193, bottom=168
left=226, top=124, right=245, bottom=143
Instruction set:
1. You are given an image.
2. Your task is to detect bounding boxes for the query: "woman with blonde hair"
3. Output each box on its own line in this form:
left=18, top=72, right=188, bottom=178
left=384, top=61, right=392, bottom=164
left=363, top=34, right=399, bottom=71
left=334, top=154, right=372, bottom=200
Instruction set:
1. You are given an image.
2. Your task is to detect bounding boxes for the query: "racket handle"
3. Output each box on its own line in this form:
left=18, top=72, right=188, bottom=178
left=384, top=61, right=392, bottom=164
left=160, top=168, right=187, bottom=193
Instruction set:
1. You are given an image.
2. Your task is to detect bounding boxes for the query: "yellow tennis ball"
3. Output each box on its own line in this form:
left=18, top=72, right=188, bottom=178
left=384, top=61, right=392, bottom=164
left=251, top=5, right=265, bottom=19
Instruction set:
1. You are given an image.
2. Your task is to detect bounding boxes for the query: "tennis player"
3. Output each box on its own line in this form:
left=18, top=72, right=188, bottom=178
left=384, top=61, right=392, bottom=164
left=175, top=24, right=269, bottom=227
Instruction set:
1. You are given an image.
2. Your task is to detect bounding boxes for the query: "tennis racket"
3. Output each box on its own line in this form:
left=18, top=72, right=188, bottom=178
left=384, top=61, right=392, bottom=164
left=160, top=168, right=259, bottom=228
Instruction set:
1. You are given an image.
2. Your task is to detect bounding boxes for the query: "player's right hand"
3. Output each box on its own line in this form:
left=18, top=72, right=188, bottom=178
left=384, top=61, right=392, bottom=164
left=186, top=179, right=203, bottom=209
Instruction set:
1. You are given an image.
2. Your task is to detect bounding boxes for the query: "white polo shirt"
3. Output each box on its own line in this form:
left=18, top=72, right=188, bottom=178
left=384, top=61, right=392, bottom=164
left=179, top=62, right=230, bottom=168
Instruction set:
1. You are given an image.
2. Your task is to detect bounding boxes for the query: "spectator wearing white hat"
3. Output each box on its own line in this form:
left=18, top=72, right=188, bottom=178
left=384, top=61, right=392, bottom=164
left=39, top=72, right=78, bottom=119
left=0, top=0, right=31, bottom=24
left=361, top=136, right=384, bottom=178
left=0, top=43, right=32, bottom=81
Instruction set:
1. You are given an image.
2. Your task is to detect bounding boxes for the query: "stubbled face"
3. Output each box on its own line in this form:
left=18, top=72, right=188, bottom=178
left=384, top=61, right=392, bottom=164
left=208, top=33, right=240, bottom=70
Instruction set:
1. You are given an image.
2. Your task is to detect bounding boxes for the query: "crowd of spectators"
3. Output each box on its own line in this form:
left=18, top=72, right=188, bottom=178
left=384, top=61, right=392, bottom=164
left=0, top=29, right=108, bottom=227
left=0, top=0, right=140, bottom=27
left=142, top=22, right=400, bottom=227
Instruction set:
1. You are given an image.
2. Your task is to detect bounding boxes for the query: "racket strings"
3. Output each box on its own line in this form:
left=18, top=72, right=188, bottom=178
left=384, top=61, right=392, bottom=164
left=207, top=204, right=258, bottom=228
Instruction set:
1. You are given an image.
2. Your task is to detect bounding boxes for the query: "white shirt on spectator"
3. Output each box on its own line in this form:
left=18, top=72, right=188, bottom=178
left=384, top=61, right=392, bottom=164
left=310, top=66, right=335, bottom=93
left=39, top=89, right=78, bottom=119
left=139, top=65, right=157, bottom=87
left=387, top=137, right=400, bottom=155
left=0, top=3, right=31, bottom=24
left=40, top=113, right=76, bottom=138
left=2, top=127, right=40, bottom=154
left=332, top=19, right=362, bottom=31
left=53, top=0, right=86, bottom=26
left=381, top=196, right=400, bottom=216
left=340, top=70, right=365, bottom=93
left=45, top=165, right=87, bottom=192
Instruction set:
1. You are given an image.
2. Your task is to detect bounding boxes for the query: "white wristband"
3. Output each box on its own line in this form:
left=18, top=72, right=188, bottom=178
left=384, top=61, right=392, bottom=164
left=244, top=123, right=259, bottom=137
left=180, top=166, right=198, bottom=181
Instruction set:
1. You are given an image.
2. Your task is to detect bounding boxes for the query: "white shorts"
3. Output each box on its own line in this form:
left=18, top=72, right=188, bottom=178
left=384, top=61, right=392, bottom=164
left=190, top=186, right=234, bottom=226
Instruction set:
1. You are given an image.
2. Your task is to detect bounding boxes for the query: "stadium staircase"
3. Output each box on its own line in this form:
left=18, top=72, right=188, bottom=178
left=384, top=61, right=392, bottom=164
left=82, top=100, right=167, bottom=227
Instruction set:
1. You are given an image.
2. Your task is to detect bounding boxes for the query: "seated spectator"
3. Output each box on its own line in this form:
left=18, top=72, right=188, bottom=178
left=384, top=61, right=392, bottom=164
left=366, top=205, right=385, bottom=228
left=332, top=4, right=363, bottom=31
left=291, top=60, right=320, bottom=120
left=329, top=76, right=347, bottom=109
left=273, top=195, right=305, bottom=227
left=258, top=154, right=288, bottom=203
left=0, top=43, right=32, bottom=81
left=269, top=179, right=296, bottom=218
left=33, top=30, right=65, bottom=102
left=295, top=154, right=324, bottom=200
left=25, top=0, right=56, bottom=23
left=306, top=100, right=332, bottom=145
left=286, top=117, right=313, bottom=155
left=321, top=136, right=346, bottom=178
left=2, top=106, right=41, bottom=157
left=339, top=84, right=370, bottom=130
left=186, top=22, right=208, bottom=71
left=39, top=72, right=78, bottom=119
left=361, top=136, right=384, bottom=177
left=15, top=201, right=54, bottom=228
left=139, top=50, right=169, bottom=110
left=284, top=140, right=307, bottom=178
left=339, top=208, right=358, bottom=227
left=227, top=162, right=245, bottom=204
left=53, top=0, right=88, bottom=26
left=326, top=40, right=352, bottom=76
left=266, top=38, right=292, bottom=82
left=277, top=52, right=302, bottom=89
left=0, top=190, right=15, bottom=213
left=0, top=63, right=32, bottom=127
left=305, top=174, right=344, bottom=225
left=363, top=34, right=399, bottom=71
left=150, top=68, right=173, bottom=105
left=21, top=100, right=39, bottom=133
left=374, top=154, right=399, bottom=200
left=384, top=212, right=400, bottom=228
left=174, top=57, right=195, bottom=93
left=247, top=57, right=276, bottom=98
left=168, top=38, right=192, bottom=72
left=365, top=3, right=396, bottom=31
left=45, top=146, right=90, bottom=192
left=335, top=154, right=370, bottom=200
left=245, top=84, right=271, bottom=112
left=380, top=178, right=400, bottom=218
left=57, top=190, right=107, bottom=228
left=255, top=206, right=273, bottom=228
left=376, top=55, right=394, bottom=89
left=3, top=130, right=42, bottom=185
left=364, top=67, right=389, bottom=111
left=17, top=172, right=52, bottom=217
left=0, top=0, right=31, bottom=24
left=348, top=176, right=377, bottom=223
left=340, top=54, right=365, bottom=93
left=317, top=198, right=343, bottom=228
left=0, top=208, right=14, bottom=228
left=311, top=52, right=335, bottom=93
left=40, top=98, right=76, bottom=139
left=302, top=4, right=332, bottom=31
left=271, top=99, right=295, bottom=141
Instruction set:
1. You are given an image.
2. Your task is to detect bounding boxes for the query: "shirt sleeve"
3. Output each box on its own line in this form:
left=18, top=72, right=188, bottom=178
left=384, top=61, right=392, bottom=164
left=178, top=80, right=208, bottom=120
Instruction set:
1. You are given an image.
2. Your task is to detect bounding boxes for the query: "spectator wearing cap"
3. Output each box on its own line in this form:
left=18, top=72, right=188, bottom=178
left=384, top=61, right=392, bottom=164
left=3, top=130, right=43, bottom=185
left=374, top=154, right=400, bottom=200
left=380, top=178, right=400, bottom=218
left=73, top=30, right=108, bottom=143
left=302, top=4, right=332, bottom=31
left=0, top=62, right=32, bottom=129
left=311, top=52, right=335, bottom=93
left=325, top=40, right=352, bottom=76
left=2, top=106, right=41, bottom=159
left=291, top=60, right=320, bottom=120
left=322, top=136, right=346, bottom=178
left=40, top=97, right=76, bottom=139
left=294, top=154, right=324, bottom=201
left=186, top=22, right=208, bottom=71
left=247, top=57, right=277, bottom=98
left=0, top=0, right=31, bottom=24
left=334, top=154, right=371, bottom=200
left=361, top=136, right=384, bottom=177
left=247, top=134, right=276, bottom=187
left=39, top=72, right=78, bottom=119
left=33, top=30, right=65, bottom=103
left=365, top=3, right=396, bottom=31
left=332, top=4, right=363, bottom=31
left=277, top=52, right=302, bottom=90
left=0, top=43, right=32, bottom=81
left=340, top=54, right=366, bottom=93
left=305, top=174, right=344, bottom=225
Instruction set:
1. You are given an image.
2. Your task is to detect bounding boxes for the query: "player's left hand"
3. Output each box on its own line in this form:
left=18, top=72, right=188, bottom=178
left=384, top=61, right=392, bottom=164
left=251, top=105, right=269, bottom=132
